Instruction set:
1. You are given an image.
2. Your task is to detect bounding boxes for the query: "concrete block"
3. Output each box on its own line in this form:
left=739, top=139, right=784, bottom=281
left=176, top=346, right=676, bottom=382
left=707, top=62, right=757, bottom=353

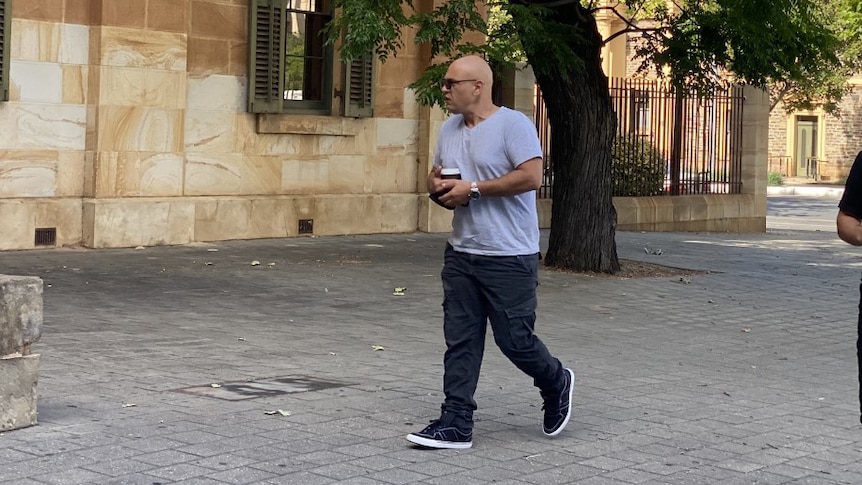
left=0, top=275, right=43, bottom=356
left=0, top=353, right=39, bottom=431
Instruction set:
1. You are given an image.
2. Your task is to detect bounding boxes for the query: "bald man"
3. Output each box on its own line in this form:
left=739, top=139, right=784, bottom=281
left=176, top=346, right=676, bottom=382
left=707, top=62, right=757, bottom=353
left=406, top=56, right=574, bottom=450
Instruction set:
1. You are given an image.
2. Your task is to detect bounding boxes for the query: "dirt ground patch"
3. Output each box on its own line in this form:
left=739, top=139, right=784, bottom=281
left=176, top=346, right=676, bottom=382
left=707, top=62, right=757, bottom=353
left=550, top=258, right=709, bottom=279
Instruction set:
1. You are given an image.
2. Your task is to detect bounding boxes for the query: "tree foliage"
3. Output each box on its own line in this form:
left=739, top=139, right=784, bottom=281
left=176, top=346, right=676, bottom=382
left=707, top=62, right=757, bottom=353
left=766, top=0, right=862, bottom=114
left=761, top=0, right=860, bottom=114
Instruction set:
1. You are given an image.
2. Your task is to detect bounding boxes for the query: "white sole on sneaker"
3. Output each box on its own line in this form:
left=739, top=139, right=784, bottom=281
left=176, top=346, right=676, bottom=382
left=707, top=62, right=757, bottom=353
left=544, top=367, right=575, bottom=437
left=406, top=433, right=473, bottom=449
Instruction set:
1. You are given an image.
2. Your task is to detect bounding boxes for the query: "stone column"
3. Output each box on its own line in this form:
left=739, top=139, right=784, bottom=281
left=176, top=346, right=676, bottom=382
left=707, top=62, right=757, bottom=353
left=0, top=275, right=43, bottom=431
left=739, top=86, right=769, bottom=231
left=497, top=63, right=536, bottom=120
left=83, top=0, right=192, bottom=248
left=416, top=103, right=454, bottom=233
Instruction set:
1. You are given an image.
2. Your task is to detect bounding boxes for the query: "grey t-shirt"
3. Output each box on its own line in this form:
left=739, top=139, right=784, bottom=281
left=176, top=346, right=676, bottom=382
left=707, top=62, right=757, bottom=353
left=433, top=106, right=543, bottom=256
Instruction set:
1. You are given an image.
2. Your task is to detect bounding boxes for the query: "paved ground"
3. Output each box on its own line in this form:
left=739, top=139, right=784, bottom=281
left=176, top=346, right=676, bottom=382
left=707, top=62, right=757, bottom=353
left=2, top=194, right=862, bottom=484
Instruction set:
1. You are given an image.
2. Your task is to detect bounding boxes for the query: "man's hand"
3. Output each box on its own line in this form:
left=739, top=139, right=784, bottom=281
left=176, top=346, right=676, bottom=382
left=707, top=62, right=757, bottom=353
left=437, top=180, right=471, bottom=207
left=427, top=166, right=443, bottom=194
left=428, top=166, right=471, bottom=208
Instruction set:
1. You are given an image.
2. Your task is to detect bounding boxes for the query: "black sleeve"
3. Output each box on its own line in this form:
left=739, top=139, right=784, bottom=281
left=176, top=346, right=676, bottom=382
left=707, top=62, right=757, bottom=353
left=839, top=151, right=862, bottom=218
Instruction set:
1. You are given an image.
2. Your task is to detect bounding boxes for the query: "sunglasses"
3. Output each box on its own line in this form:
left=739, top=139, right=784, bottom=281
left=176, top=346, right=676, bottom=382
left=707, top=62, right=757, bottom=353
left=439, top=78, right=478, bottom=89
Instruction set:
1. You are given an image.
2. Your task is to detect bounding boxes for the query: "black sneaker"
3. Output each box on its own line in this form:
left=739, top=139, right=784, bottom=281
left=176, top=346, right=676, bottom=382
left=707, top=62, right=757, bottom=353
left=406, top=413, right=473, bottom=449
left=542, top=367, right=574, bottom=436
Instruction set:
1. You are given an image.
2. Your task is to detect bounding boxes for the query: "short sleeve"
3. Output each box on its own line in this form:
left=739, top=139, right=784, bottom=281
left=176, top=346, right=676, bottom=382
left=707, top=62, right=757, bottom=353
left=504, top=111, right=543, bottom=168
left=839, top=151, right=862, bottom=218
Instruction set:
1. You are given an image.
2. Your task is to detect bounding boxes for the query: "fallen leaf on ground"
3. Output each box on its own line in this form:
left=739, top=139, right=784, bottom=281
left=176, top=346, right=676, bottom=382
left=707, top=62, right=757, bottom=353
left=210, top=383, right=222, bottom=388
left=251, top=260, right=261, bottom=266
left=122, top=403, right=136, bottom=408
left=372, top=345, right=385, bottom=351
left=264, top=410, right=292, bottom=416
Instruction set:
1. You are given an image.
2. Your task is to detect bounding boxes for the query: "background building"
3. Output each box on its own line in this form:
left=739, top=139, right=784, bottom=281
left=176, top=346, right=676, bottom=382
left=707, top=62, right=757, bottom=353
left=768, top=78, right=862, bottom=182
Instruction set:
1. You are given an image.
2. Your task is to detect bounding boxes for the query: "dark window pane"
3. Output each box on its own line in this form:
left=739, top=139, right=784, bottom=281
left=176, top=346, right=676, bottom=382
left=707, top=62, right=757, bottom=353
left=283, top=3, right=330, bottom=102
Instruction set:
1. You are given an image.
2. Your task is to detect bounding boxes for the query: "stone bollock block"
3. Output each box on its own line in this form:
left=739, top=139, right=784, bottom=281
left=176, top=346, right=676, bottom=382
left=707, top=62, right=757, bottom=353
left=0, top=275, right=43, bottom=357
left=0, top=354, right=40, bottom=431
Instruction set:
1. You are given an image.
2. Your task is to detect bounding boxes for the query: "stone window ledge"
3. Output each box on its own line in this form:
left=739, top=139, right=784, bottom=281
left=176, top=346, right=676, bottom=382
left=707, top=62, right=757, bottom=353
left=256, top=114, right=362, bottom=136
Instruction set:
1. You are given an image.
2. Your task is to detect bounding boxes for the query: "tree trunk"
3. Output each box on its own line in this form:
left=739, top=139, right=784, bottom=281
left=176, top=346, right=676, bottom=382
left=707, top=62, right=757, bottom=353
left=520, top=5, right=620, bottom=273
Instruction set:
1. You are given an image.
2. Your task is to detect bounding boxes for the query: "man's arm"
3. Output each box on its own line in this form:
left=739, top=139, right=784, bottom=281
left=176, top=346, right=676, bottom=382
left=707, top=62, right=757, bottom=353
left=837, top=210, right=862, bottom=246
left=438, top=158, right=543, bottom=206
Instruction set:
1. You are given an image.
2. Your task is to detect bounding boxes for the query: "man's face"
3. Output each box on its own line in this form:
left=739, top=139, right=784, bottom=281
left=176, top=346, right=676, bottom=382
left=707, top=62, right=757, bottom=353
left=441, top=67, right=479, bottom=114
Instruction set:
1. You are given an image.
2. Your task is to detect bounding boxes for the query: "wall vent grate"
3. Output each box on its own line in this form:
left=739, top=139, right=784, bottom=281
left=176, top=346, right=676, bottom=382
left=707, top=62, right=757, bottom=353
left=298, top=219, right=314, bottom=234
left=35, top=228, right=57, bottom=247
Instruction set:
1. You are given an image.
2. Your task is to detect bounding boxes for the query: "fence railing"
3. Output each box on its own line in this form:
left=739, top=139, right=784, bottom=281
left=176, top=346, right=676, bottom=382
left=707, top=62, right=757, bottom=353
left=768, top=156, right=791, bottom=176
left=535, top=78, right=745, bottom=198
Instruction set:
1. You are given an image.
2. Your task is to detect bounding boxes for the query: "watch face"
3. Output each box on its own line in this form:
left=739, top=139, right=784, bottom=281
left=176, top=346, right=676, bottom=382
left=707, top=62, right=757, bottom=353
left=470, top=189, right=480, bottom=200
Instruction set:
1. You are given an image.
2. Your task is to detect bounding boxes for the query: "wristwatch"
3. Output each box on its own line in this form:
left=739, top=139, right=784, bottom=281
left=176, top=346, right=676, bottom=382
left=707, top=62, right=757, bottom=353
left=469, top=182, right=481, bottom=200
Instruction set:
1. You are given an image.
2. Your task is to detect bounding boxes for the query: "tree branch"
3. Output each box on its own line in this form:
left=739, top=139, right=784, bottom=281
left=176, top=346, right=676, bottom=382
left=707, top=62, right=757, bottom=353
left=770, top=82, right=791, bottom=112
left=592, top=5, right=639, bottom=30
left=591, top=4, right=668, bottom=46
left=526, top=0, right=580, bottom=7
left=604, top=26, right=664, bottom=46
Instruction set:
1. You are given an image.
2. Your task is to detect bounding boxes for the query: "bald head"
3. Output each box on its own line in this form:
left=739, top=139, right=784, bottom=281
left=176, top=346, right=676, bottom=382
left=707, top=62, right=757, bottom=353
left=449, top=55, right=494, bottom=90
left=442, top=56, right=496, bottom=117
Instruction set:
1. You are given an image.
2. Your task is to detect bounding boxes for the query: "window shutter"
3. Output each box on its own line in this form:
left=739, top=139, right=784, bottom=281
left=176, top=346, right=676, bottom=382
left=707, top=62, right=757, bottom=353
left=343, top=55, right=376, bottom=118
left=0, top=0, right=10, bottom=102
left=248, top=0, right=286, bottom=113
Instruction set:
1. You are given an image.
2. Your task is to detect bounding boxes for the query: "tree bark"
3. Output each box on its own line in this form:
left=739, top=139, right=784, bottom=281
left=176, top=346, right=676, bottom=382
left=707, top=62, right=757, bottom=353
left=520, top=4, right=620, bottom=273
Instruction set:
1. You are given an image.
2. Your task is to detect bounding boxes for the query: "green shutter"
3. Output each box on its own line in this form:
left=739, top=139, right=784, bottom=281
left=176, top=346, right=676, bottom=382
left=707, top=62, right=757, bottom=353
left=0, top=0, right=10, bottom=102
left=343, top=55, right=375, bottom=118
left=248, top=0, right=286, bottom=113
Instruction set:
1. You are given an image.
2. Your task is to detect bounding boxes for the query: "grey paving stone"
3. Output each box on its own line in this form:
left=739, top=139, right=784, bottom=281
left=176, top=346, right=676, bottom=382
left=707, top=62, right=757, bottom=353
left=305, top=462, right=373, bottom=480
left=518, top=463, right=604, bottom=484
left=32, top=468, right=110, bottom=485
left=399, top=459, right=469, bottom=477
left=191, top=454, right=259, bottom=471
left=142, top=462, right=212, bottom=481
left=361, top=466, right=434, bottom=484
left=578, top=456, right=637, bottom=472
left=133, top=449, right=200, bottom=466
left=259, top=471, right=336, bottom=484
left=82, top=458, right=157, bottom=477
left=347, top=454, right=414, bottom=472
left=203, top=466, right=280, bottom=484
left=247, top=458, right=317, bottom=475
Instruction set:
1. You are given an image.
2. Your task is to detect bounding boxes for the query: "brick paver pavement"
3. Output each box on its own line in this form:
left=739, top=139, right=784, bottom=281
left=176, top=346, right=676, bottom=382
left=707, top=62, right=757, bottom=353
left=0, top=218, right=860, bottom=483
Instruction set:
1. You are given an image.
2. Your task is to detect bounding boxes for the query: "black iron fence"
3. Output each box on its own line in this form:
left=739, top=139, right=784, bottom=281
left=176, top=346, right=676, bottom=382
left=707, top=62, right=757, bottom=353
left=535, top=78, right=744, bottom=198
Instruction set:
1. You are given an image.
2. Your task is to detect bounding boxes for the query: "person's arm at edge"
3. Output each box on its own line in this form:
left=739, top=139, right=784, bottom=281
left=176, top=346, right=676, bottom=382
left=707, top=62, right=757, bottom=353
left=838, top=210, right=862, bottom=246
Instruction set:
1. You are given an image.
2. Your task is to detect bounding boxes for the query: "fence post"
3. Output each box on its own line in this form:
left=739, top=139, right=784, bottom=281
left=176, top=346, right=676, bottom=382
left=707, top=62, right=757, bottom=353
left=0, top=275, right=43, bottom=431
left=739, top=86, right=769, bottom=230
